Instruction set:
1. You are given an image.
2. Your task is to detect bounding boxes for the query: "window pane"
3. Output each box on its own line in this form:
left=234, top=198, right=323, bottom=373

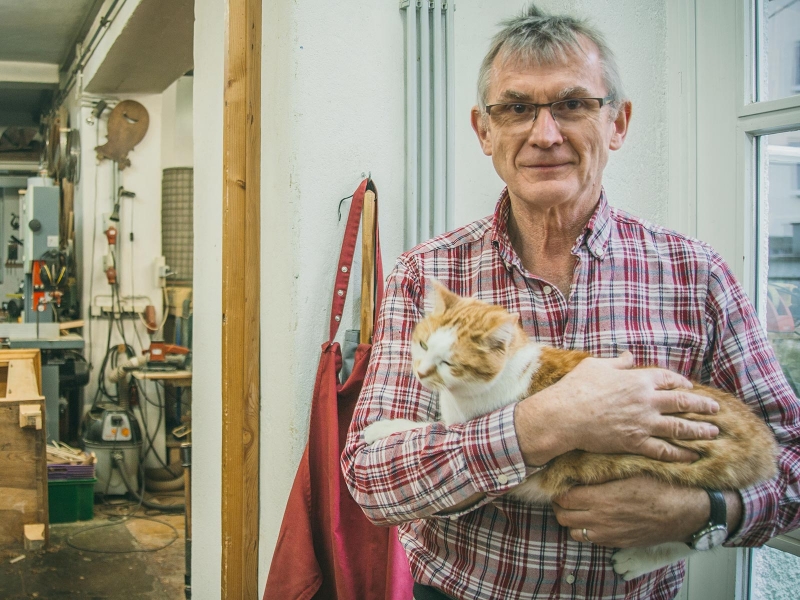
left=761, top=130, right=800, bottom=394
left=751, top=129, right=800, bottom=599
left=750, top=546, right=800, bottom=599
left=756, top=0, right=800, bottom=101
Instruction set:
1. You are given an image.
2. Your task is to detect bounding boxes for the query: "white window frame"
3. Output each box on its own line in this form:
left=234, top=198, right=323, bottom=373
left=671, top=0, right=800, bottom=598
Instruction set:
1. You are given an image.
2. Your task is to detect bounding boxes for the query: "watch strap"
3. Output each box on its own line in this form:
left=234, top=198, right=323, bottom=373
left=706, top=489, right=727, bottom=528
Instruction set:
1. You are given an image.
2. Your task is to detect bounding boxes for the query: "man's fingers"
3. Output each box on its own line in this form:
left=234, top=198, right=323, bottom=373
left=637, top=438, right=700, bottom=463
left=610, top=351, right=635, bottom=368
left=650, top=415, right=719, bottom=441
left=655, top=390, right=719, bottom=415
left=571, top=528, right=595, bottom=544
left=649, top=368, right=694, bottom=391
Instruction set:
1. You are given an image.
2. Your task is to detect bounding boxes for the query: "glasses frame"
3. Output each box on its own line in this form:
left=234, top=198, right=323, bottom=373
left=484, top=95, right=615, bottom=127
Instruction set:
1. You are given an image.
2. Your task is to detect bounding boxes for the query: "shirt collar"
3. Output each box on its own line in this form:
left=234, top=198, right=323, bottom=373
left=490, top=188, right=522, bottom=272
left=490, top=187, right=613, bottom=266
left=579, top=189, right=612, bottom=259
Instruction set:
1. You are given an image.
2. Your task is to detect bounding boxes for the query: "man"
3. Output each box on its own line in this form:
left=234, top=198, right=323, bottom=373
left=341, top=4, right=800, bottom=599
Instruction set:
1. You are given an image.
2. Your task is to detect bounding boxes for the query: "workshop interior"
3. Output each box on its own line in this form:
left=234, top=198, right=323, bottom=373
left=0, top=0, right=193, bottom=597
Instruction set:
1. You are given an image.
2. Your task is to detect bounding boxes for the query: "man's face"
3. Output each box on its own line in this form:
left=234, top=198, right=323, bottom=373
left=472, top=38, right=631, bottom=213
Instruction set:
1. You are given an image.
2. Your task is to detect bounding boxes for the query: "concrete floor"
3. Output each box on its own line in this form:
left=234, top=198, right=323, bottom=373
left=0, top=497, right=186, bottom=599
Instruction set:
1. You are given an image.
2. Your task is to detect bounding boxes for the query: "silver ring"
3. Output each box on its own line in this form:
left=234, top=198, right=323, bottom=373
left=582, top=528, right=591, bottom=542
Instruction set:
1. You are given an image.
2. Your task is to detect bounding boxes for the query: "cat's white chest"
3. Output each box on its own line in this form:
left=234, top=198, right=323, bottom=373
left=438, top=390, right=470, bottom=424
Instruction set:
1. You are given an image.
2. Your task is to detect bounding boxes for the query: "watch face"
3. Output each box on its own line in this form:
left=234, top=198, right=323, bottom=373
left=694, top=526, right=728, bottom=551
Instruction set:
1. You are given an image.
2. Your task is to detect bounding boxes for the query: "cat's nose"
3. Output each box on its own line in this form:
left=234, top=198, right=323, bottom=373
left=417, top=366, right=436, bottom=379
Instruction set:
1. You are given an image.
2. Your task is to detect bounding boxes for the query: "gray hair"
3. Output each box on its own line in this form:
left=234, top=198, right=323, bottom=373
left=477, top=3, right=626, bottom=112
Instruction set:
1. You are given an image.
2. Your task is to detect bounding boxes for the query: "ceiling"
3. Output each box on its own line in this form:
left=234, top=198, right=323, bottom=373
left=0, top=0, right=194, bottom=130
left=0, top=0, right=104, bottom=67
left=84, top=0, right=194, bottom=94
left=0, top=0, right=104, bottom=129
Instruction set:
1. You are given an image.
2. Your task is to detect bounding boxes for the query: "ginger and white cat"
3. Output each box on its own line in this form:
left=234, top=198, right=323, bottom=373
left=363, top=281, right=779, bottom=580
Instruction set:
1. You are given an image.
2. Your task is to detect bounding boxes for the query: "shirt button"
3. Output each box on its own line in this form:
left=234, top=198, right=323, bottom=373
left=542, top=285, right=553, bottom=295
left=497, top=473, right=509, bottom=484
left=565, top=574, right=576, bottom=584
left=596, top=248, right=605, bottom=257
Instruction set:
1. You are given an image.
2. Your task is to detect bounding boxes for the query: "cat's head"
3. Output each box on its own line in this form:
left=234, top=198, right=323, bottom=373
left=411, top=280, right=524, bottom=392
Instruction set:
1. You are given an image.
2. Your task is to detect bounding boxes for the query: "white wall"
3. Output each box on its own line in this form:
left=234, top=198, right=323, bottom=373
left=162, top=76, right=194, bottom=169
left=258, top=0, right=406, bottom=590
left=71, top=92, right=166, bottom=466
left=191, top=0, right=224, bottom=596
left=453, top=0, right=669, bottom=226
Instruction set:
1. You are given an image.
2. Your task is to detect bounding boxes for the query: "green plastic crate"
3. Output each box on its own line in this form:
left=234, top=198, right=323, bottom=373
left=48, top=478, right=96, bottom=523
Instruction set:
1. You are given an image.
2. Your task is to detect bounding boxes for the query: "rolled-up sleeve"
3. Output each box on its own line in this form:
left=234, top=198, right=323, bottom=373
left=701, top=252, right=800, bottom=546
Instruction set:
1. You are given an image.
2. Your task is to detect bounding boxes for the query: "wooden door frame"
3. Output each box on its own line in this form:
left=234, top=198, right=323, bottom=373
left=221, top=0, right=261, bottom=597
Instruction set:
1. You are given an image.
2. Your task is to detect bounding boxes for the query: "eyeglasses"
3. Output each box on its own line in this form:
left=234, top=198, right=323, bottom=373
left=484, top=96, right=614, bottom=130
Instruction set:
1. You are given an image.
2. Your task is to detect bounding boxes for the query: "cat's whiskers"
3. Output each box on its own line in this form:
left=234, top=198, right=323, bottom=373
left=440, top=341, right=544, bottom=424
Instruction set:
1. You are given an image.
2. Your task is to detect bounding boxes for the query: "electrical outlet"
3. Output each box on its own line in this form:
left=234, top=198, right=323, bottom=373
left=92, top=296, right=149, bottom=318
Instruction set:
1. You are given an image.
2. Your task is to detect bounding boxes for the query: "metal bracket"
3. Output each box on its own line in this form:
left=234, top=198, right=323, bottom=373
left=19, top=404, right=42, bottom=430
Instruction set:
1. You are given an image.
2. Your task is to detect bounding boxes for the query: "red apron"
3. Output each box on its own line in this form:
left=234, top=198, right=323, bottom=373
left=264, top=179, right=413, bottom=600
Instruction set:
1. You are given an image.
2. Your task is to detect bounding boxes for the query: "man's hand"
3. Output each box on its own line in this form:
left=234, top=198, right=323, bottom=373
left=552, top=479, right=706, bottom=547
left=551, top=478, right=742, bottom=548
left=514, top=352, right=720, bottom=466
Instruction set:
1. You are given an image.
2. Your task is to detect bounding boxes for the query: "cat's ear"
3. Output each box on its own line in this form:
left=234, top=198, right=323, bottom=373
left=484, top=315, right=518, bottom=352
left=429, top=279, right=459, bottom=315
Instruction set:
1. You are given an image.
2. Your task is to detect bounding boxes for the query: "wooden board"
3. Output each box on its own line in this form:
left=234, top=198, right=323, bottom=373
left=0, top=349, right=47, bottom=550
left=5, top=360, right=45, bottom=402
left=360, top=189, right=377, bottom=344
left=0, top=349, right=42, bottom=400
left=58, top=320, right=85, bottom=331
left=221, top=0, right=261, bottom=596
left=0, top=401, right=49, bottom=550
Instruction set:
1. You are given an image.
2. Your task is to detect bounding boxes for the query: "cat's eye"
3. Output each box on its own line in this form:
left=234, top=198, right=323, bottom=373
left=441, top=360, right=452, bottom=367
left=420, top=341, right=428, bottom=350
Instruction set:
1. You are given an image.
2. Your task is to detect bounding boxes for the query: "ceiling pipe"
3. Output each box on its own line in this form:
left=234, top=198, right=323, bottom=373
left=54, top=0, right=127, bottom=108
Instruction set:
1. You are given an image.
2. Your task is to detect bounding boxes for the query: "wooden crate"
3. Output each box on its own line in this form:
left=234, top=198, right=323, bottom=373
left=0, top=349, right=49, bottom=550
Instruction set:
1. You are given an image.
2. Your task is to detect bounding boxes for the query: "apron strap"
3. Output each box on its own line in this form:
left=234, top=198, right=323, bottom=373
left=328, top=178, right=383, bottom=342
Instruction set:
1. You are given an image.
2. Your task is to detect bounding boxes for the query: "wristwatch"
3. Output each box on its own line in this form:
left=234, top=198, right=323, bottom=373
left=690, top=489, right=728, bottom=551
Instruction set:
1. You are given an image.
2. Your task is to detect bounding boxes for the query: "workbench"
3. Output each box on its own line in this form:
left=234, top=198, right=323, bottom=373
left=4, top=334, right=85, bottom=444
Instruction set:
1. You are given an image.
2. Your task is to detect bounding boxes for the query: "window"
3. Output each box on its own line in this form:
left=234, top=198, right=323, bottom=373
left=748, top=2, right=800, bottom=597
left=756, top=0, right=800, bottom=101
left=688, top=1, right=800, bottom=598
left=749, top=130, right=800, bottom=600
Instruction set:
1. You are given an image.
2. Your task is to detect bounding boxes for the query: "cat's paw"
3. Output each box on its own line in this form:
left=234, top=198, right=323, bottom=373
left=611, top=548, right=659, bottom=581
left=363, top=419, right=425, bottom=444
left=612, top=543, right=692, bottom=581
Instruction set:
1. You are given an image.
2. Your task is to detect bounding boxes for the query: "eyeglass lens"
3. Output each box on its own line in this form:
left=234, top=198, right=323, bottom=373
left=490, top=98, right=603, bottom=128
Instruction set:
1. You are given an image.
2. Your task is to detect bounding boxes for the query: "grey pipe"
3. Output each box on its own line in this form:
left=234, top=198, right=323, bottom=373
left=113, top=454, right=184, bottom=512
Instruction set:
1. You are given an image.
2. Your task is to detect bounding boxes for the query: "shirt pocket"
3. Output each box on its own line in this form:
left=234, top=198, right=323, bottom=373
left=600, top=342, right=701, bottom=379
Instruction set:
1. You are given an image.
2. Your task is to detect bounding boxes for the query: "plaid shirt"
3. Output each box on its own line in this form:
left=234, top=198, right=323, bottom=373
left=341, top=189, right=800, bottom=600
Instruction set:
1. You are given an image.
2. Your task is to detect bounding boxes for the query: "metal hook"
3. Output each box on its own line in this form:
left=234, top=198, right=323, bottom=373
left=338, top=172, right=372, bottom=221
left=338, top=194, right=354, bottom=222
